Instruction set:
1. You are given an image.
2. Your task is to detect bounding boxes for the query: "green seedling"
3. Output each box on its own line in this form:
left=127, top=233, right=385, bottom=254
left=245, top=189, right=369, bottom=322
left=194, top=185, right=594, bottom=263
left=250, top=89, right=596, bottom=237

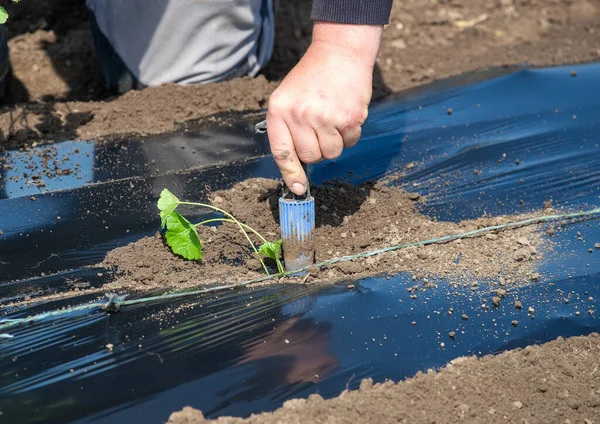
left=258, top=240, right=284, bottom=274
left=0, top=1, right=20, bottom=25
left=157, top=189, right=284, bottom=275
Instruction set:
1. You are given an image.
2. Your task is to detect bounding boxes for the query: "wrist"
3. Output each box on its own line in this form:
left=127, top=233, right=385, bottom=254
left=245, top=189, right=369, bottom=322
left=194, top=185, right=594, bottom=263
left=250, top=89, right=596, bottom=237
left=311, top=22, right=383, bottom=69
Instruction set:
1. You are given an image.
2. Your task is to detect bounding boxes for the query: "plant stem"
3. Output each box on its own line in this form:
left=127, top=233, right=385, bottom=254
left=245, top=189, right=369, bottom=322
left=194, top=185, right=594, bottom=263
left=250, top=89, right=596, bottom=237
left=196, top=218, right=286, bottom=275
left=275, top=259, right=284, bottom=274
left=180, top=201, right=270, bottom=275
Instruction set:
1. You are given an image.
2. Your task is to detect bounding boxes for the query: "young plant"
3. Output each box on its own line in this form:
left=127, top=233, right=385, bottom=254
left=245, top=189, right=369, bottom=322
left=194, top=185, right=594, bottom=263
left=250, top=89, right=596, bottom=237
left=157, top=189, right=284, bottom=275
left=0, top=1, right=20, bottom=25
left=258, top=240, right=284, bottom=274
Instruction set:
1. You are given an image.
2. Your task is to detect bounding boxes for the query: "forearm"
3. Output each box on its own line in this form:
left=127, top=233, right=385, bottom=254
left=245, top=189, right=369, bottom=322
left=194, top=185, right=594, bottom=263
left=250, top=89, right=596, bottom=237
left=311, top=22, right=383, bottom=70
left=267, top=1, right=390, bottom=196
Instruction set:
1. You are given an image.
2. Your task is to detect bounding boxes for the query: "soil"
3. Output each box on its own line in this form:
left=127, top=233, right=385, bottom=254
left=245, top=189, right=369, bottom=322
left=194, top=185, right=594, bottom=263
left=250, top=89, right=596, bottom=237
left=1, top=1, right=599, bottom=423
left=0, top=0, right=599, bottom=149
left=167, top=333, right=600, bottom=424
left=102, top=178, right=545, bottom=294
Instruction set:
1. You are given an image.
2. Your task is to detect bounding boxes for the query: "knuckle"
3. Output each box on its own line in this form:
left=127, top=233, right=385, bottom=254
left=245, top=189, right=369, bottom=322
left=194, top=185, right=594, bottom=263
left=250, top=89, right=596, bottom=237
left=291, top=102, right=308, bottom=123
left=268, top=93, right=289, bottom=116
left=359, top=106, right=369, bottom=124
left=271, top=147, right=293, bottom=162
left=341, top=106, right=368, bottom=129
left=313, top=108, right=332, bottom=128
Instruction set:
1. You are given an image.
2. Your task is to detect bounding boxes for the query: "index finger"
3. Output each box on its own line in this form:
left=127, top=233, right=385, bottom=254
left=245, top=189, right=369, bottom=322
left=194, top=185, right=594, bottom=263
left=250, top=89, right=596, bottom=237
left=265, top=112, right=308, bottom=195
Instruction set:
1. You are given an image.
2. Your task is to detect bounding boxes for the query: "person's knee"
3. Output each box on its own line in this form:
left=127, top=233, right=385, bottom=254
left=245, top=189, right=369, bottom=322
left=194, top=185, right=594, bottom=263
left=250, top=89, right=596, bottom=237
left=88, top=10, right=141, bottom=94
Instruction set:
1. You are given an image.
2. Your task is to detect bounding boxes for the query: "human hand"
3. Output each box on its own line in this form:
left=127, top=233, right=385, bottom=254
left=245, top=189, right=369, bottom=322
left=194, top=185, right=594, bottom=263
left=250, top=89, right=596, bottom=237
left=266, top=22, right=383, bottom=195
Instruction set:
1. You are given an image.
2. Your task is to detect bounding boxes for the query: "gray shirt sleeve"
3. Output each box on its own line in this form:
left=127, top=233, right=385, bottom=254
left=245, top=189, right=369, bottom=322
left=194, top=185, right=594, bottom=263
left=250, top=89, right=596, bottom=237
left=311, top=0, right=393, bottom=25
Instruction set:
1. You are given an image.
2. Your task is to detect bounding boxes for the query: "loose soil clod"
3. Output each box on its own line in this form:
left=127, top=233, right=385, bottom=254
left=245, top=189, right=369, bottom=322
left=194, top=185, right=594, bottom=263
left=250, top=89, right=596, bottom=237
left=167, top=334, right=600, bottom=424
left=102, top=178, right=546, bottom=292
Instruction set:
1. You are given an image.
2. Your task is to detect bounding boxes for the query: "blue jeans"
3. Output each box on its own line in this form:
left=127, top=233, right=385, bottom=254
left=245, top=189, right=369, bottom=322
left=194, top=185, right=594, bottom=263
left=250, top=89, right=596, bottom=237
left=89, top=11, right=145, bottom=94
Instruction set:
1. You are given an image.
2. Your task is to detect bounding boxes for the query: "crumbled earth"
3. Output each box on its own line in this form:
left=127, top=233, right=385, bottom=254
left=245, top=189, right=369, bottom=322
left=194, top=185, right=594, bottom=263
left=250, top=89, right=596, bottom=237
left=1, top=0, right=599, bottom=148
left=102, top=178, right=545, bottom=292
left=1, top=1, right=599, bottom=422
left=168, top=333, right=600, bottom=424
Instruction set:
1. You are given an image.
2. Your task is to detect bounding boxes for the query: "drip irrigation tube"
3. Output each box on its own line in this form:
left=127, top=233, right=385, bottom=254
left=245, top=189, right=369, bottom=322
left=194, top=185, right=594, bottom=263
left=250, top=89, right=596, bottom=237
left=1, top=206, right=598, bottom=337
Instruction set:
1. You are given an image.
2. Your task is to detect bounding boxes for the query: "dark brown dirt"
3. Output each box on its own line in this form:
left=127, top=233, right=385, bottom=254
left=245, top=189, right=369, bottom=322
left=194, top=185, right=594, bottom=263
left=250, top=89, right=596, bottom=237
left=1, top=1, right=598, bottom=421
left=168, top=333, right=600, bottom=424
left=102, top=178, right=545, bottom=293
left=1, top=0, right=599, bottom=149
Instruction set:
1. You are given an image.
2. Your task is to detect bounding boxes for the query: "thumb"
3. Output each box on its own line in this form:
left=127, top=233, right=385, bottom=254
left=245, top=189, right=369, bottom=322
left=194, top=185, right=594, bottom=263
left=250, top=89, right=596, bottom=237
left=266, top=114, right=308, bottom=195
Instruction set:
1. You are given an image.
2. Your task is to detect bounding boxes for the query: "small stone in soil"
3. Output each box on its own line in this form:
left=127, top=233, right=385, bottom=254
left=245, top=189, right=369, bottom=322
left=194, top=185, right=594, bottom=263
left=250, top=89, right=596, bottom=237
left=448, top=331, right=456, bottom=339
left=492, top=296, right=501, bottom=306
left=496, top=288, right=507, bottom=298
left=347, top=284, right=355, bottom=290
left=570, top=70, right=578, bottom=77
left=514, top=300, right=523, bottom=309
left=531, top=273, right=541, bottom=281
left=462, top=314, right=469, bottom=320
left=528, top=306, right=535, bottom=313
left=411, top=321, right=416, bottom=325
left=512, top=320, right=519, bottom=326
left=106, top=343, right=114, bottom=351
left=440, top=342, right=445, bottom=348
left=408, top=193, right=420, bottom=201
left=405, top=162, right=415, bottom=170
left=595, top=243, right=600, bottom=250
left=447, top=108, right=453, bottom=115
left=513, top=401, right=523, bottom=409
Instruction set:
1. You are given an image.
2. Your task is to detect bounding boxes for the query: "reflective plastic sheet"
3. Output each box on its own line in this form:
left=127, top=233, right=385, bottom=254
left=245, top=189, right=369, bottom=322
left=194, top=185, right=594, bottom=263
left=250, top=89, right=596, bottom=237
left=0, top=63, right=599, bottom=423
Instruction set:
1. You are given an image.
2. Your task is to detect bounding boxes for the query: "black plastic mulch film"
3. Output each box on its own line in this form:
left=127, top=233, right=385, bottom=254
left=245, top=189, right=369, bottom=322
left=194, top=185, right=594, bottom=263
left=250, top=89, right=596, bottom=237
left=0, top=63, right=599, bottom=423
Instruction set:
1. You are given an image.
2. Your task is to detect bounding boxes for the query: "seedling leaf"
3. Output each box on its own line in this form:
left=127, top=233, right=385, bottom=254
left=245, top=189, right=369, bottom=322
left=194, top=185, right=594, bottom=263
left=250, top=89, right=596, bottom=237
left=259, top=240, right=282, bottom=260
left=158, top=189, right=181, bottom=228
left=0, top=7, right=8, bottom=24
left=165, top=211, right=203, bottom=260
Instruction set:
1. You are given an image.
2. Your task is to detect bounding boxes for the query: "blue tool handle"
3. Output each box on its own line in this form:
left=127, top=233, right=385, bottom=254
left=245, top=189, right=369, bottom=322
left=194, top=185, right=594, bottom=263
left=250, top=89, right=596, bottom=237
left=279, top=194, right=315, bottom=271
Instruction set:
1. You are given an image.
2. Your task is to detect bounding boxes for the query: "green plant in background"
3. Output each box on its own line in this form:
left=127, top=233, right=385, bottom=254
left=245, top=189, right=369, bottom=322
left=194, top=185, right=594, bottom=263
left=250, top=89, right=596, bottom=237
left=157, top=189, right=285, bottom=275
left=0, top=1, right=20, bottom=24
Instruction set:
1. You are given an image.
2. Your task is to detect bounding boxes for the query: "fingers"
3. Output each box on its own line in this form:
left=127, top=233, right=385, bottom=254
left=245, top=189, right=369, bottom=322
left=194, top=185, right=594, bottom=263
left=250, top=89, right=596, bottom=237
left=286, top=120, right=323, bottom=164
left=267, top=85, right=368, bottom=192
left=340, top=124, right=362, bottom=148
left=266, top=111, right=308, bottom=196
left=315, top=125, right=344, bottom=159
